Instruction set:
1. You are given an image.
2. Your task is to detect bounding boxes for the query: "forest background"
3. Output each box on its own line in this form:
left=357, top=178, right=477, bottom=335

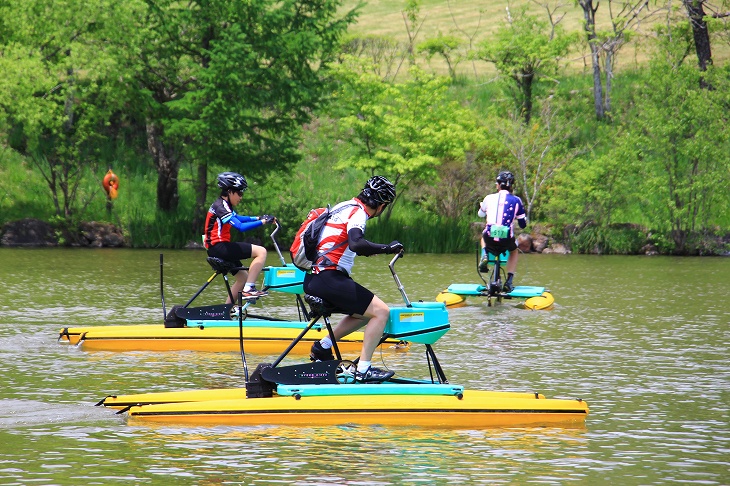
left=0, top=0, right=728, bottom=255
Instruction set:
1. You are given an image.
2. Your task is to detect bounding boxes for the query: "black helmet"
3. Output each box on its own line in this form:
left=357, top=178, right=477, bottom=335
left=217, top=172, right=247, bottom=192
left=496, top=171, right=515, bottom=189
left=362, top=175, right=396, bottom=205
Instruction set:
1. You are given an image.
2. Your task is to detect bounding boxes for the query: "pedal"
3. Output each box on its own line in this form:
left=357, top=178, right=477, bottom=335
left=241, top=292, right=268, bottom=301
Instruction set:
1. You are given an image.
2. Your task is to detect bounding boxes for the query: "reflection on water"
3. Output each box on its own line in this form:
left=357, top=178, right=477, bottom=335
left=1, top=248, right=729, bottom=484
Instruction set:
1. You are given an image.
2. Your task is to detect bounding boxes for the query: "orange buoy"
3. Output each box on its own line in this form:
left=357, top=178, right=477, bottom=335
left=103, top=169, right=119, bottom=200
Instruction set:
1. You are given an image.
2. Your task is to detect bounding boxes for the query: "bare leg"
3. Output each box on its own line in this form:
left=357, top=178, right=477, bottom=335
left=228, top=270, right=249, bottom=304
left=330, top=295, right=389, bottom=363
left=506, top=251, right=518, bottom=274
left=246, top=245, right=267, bottom=284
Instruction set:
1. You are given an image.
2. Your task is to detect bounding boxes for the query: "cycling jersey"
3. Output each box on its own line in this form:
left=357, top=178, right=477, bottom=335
left=313, top=199, right=367, bottom=275
left=478, top=190, right=527, bottom=239
left=204, top=197, right=262, bottom=248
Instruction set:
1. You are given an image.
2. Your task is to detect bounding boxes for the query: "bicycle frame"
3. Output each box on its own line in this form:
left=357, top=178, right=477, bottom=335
left=477, top=247, right=509, bottom=306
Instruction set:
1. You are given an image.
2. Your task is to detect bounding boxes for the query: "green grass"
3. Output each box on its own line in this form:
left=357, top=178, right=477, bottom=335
left=341, top=0, right=730, bottom=78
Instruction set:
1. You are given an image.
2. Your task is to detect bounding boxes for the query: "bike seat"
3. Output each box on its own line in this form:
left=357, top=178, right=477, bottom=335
left=206, top=257, right=244, bottom=275
left=485, top=250, right=509, bottom=263
left=304, top=294, right=345, bottom=318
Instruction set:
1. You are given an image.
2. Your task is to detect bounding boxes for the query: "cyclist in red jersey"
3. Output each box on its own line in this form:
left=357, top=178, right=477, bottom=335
left=204, top=172, right=275, bottom=302
left=305, top=176, right=403, bottom=383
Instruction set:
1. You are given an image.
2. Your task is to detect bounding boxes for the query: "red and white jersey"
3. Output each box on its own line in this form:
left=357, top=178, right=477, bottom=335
left=313, top=199, right=367, bottom=275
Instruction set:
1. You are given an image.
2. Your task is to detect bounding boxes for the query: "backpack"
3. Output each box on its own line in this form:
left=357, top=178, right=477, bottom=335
left=289, top=204, right=356, bottom=271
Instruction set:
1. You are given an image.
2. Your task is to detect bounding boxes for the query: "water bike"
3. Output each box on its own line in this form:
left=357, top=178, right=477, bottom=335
left=437, top=249, right=554, bottom=309
left=58, top=221, right=406, bottom=354
left=97, top=253, right=587, bottom=428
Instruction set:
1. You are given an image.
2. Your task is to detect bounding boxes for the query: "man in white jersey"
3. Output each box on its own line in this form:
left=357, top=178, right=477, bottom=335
left=478, top=171, right=527, bottom=292
left=304, top=176, right=403, bottom=383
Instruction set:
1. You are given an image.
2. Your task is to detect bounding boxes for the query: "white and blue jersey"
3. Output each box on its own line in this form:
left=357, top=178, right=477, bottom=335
left=478, top=190, right=526, bottom=239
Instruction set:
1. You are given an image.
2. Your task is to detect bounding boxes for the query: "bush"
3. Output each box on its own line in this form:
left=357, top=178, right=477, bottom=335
left=568, top=223, right=647, bottom=254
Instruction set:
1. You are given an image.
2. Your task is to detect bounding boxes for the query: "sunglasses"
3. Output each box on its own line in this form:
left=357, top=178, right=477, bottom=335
left=232, top=190, right=244, bottom=197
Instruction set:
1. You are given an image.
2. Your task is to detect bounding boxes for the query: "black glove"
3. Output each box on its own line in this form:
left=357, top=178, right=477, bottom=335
left=260, top=214, right=275, bottom=224
left=385, top=240, right=404, bottom=254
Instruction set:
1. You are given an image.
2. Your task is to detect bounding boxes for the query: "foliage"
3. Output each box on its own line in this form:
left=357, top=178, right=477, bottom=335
left=324, top=57, right=487, bottom=218
left=1, top=0, right=730, bottom=255
left=567, top=223, right=647, bottom=254
left=417, top=32, right=464, bottom=81
left=137, top=0, right=358, bottom=214
left=618, top=61, right=730, bottom=253
left=0, top=0, right=141, bottom=219
left=474, top=6, right=575, bottom=123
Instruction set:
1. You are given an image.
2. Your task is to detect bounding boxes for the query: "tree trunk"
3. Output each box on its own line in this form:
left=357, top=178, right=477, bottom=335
left=683, top=0, right=713, bottom=71
left=520, top=72, right=534, bottom=125
left=604, top=48, right=614, bottom=115
left=579, top=0, right=605, bottom=119
left=146, top=121, right=180, bottom=212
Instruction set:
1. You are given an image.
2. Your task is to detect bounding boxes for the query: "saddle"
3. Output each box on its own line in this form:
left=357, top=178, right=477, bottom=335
left=304, top=294, right=343, bottom=319
left=206, top=257, right=244, bottom=275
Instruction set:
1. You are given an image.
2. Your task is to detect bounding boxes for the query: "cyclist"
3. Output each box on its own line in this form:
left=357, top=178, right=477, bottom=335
left=305, top=175, right=403, bottom=383
left=478, top=171, right=527, bottom=292
left=204, top=172, right=275, bottom=302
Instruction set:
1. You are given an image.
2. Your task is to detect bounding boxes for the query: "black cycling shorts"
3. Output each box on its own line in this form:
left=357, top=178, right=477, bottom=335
left=482, top=233, right=517, bottom=255
left=303, top=270, right=374, bottom=317
left=207, top=242, right=253, bottom=275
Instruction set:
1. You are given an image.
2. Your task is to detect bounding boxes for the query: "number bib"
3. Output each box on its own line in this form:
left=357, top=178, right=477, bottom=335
left=489, top=225, right=510, bottom=239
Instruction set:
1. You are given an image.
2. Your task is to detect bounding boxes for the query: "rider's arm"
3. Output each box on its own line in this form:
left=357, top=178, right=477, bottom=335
left=223, top=213, right=263, bottom=232
left=347, top=228, right=391, bottom=256
left=234, top=214, right=259, bottom=223
left=515, top=199, right=527, bottom=229
left=477, top=197, right=488, bottom=218
left=516, top=214, right=527, bottom=229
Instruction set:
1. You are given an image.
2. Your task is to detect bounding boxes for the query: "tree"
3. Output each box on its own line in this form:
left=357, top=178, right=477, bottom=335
left=576, top=0, right=658, bottom=119
left=417, top=32, right=464, bottom=81
left=326, top=58, right=486, bottom=219
left=621, top=61, right=730, bottom=252
left=475, top=6, right=574, bottom=124
left=492, top=101, right=587, bottom=222
left=0, top=0, right=140, bottom=219
left=117, top=0, right=357, bottom=222
left=683, top=0, right=713, bottom=71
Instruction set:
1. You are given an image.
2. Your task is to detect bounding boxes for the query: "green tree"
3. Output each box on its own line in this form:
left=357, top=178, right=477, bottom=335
left=117, top=0, right=357, bottom=227
left=546, top=129, right=639, bottom=228
left=622, top=61, right=730, bottom=252
left=475, top=6, right=574, bottom=124
left=0, top=0, right=140, bottom=219
left=417, top=32, right=464, bottom=81
left=326, top=58, right=486, bottom=219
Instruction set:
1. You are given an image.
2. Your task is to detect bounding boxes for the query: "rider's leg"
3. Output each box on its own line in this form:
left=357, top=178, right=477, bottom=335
left=328, top=294, right=388, bottom=364
left=228, top=269, right=249, bottom=304
left=505, top=251, right=518, bottom=290
left=357, top=296, right=390, bottom=364
left=243, top=245, right=267, bottom=291
left=506, top=251, right=518, bottom=274
left=479, top=233, right=490, bottom=272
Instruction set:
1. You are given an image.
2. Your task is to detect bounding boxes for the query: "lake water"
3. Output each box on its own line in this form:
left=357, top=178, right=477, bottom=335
left=0, top=248, right=728, bottom=484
